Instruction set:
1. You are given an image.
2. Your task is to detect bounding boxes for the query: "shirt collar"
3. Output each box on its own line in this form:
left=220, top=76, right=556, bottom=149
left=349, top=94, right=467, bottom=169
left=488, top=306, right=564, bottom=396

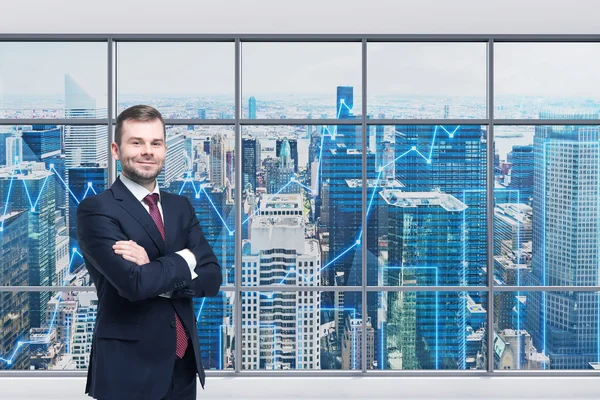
left=119, top=173, right=160, bottom=203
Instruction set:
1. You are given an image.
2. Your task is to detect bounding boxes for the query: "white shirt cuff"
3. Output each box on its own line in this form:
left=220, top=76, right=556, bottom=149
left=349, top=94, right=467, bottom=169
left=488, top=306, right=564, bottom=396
left=159, top=291, right=173, bottom=298
left=176, top=248, right=198, bottom=280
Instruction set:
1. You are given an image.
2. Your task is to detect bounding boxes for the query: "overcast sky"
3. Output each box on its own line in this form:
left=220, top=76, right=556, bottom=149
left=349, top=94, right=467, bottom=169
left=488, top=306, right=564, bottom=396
left=2, top=42, right=600, bottom=99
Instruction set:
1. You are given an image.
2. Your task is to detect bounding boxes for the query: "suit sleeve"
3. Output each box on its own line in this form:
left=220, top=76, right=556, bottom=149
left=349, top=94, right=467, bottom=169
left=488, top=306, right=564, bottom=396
left=76, top=197, right=193, bottom=302
left=172, top=197, right=223, bottom=298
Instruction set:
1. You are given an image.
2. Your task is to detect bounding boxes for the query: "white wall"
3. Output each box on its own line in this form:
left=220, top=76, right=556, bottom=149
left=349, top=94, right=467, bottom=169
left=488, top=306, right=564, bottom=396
left=2, top=0, right=600, bottom=34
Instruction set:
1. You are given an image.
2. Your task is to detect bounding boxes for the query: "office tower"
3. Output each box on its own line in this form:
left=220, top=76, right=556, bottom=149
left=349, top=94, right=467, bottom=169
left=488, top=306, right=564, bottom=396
left=0, top=210, right=29, bottom=370
left=210, top=133, right=226, bottom=188
left=394, top=124, right=487, bottom=288
left=158, top=133, right=186, bottom=188
left=66, top=164, right=107, bottom=257
left=249, top=96, right=257, bottom=119
left=320, top=145, right=376, bottom=286
left=276, top=138, right=299, bottom=173
left=6, top=136, right=23, bottom=166
left=341, top=313, right=374, bottom=370
left=274, top=138, right=295, bottom=194
left=507, top=145, right=534, bottom=204
left=0, top=162, right=57, bottom=329
left=242, top=139, right=260, bottom=192
left=63, top=74, right=107, bottom=169
left=241, top=194, right=321, bottom=370
left=0, top=129, right=11, bottom=166
left=335, top=86, right=359, bottom=149
left=70, top=292, right=98, bottom=369
left=527, top=114, right=600, bottom=369
left=381, top=189, right=468, bottom=369
left=21, top=125, right=61, bottom=163
left=493, top=204, right=533, bottom=330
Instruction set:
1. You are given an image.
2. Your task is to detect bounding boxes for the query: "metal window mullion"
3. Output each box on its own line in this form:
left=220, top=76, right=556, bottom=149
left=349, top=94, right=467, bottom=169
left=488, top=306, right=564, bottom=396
left=361, top=38, right=368, bottom=374
left=486, top=38, right=495, bottom=374
left=234, top=38, right=242, bottom=374
left=108, top=38, right=116, bottom=185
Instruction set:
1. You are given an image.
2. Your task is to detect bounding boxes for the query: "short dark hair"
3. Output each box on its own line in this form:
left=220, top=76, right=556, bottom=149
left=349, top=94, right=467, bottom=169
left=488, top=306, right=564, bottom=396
left=114, top=105, right=166, bottom=146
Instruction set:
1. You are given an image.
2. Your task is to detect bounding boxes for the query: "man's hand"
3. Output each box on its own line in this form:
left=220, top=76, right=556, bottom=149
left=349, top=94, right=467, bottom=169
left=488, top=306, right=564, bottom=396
left=113, top=240, right=150, bottom=266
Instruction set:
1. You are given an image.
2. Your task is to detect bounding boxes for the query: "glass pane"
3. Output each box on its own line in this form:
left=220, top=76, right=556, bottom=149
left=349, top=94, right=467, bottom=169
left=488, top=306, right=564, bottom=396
left=0, top=125, right=108, bottom=288
left=0, top=42, right=107, bottom=119
left=494, top=125, right=600, bottom=287
left=117, top=42, right=235, bottom=119
left=368, top=42, right=486, bottom=119
left=368, top=125, right=488, bottom=286
left=241, top=290, right=362, bottom=370
left=241, top=125, right=362, bottom=287
left=241, top=43, right=362, bottom=119
left=371, top=291, right=487, bottom=370
left=495, top=43, right=600, bottom=119
left=0, top=290, right=232, bottom=370
left=493, top=290, right=600, bottom=370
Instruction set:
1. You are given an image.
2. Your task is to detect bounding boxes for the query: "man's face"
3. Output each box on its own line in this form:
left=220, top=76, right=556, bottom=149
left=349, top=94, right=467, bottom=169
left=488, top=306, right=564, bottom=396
left=111, top=119, right=167, bottom=186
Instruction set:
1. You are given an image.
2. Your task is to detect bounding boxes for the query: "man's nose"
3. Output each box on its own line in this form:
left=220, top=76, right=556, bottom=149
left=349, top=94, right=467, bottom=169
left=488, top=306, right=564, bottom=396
left=140, top=143, right=153, bottom=155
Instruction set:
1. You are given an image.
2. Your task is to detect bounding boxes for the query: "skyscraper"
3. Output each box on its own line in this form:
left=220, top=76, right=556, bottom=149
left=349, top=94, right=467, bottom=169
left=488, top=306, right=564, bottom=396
left=0, top=210, right=29, bottom=370
left=249, top=96, right=257, bottom=119
left=242, top=139, right=260, bottom=192
left=394, top=124, right=487, bottom=288
left=276, top=138, right=299, bottom=173
left=274, top=138, right=295, bottom=194
left=6, top=136, right=23, bottom=166
left=63, top=74, right=107, bottom=169
left=507, top=145, right=534, bottom=204
left=241, top=194, right=321, bottom=370
left=210, top=134, right=226, bottom=188
left=381, top=189, right=468, bottom=369
left=0, top=162, right=57, bottom=329
left=527, top=115, right=600, bottom=369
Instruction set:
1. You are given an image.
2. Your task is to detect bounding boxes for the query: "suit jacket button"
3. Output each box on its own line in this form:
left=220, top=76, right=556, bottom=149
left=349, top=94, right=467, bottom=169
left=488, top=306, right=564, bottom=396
left=171, top=321, right=176, bottom=328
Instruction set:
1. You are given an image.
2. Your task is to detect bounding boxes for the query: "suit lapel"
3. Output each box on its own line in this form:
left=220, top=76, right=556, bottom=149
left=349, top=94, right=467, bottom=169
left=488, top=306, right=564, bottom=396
left=111, top=178, right=166, bottom=255
left=159, top=190, right=177, bottom=255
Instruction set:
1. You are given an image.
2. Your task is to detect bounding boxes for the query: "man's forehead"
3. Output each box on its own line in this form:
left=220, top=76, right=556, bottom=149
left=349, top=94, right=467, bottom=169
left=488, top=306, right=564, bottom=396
left=122, top=119, right=164, bottom=139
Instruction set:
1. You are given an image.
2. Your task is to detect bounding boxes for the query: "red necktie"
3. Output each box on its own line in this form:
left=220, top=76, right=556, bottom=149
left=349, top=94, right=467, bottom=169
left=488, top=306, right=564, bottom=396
left=143, top=193, right=188, bottom=358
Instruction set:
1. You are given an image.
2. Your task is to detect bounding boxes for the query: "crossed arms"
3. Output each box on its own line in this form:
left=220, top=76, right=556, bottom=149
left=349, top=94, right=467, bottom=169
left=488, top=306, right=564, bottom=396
left=77, top=196, right=222, bottom=302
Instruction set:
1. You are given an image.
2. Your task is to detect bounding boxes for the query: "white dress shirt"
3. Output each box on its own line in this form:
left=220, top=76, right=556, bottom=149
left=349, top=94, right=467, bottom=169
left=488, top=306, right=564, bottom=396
left=119, top=174, right=197, bottom=297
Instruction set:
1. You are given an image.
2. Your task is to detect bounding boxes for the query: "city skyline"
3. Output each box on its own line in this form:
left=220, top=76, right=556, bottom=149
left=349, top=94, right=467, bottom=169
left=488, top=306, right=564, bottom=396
left=1, top=59, right=599, bottom=372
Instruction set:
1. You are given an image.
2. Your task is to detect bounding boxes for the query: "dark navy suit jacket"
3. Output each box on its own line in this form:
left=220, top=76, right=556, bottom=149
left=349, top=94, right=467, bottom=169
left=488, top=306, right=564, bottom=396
left=76, top=177, right=222, bottom=400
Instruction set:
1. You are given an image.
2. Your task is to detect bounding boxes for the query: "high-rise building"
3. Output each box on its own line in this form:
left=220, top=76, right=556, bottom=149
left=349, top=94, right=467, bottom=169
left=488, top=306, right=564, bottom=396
left=0, top=162, right=57, bottom=328
left=158, top=133, right=187, bottom=188
left=210, top=134, right=226, bottom=188
left=242, top=139, right=260, bottom=192
left=276, top=138, right=298, bottom=173
left=274, top=138, right=295, bottom=194
left=507, top=145, right=534, bottom=204
left=241, top=194, right=321, bottom=370
left=0, top=210, right=29, bottom=370
left=21, top=125, right=61, bottom=163
left=381, top=189, right=468, bottom=369
left=6, top=136, right=23, bottom=166
left=63, top=74, right=107, bottom=169
left=394, top=124, right=487, bottom=288
left=249, top=96, right=257, bottom=119
left=66, top=164, right=107, bottom=257
left=527, top=115, right=600, bottom=369
left=341, top=313, right=374, bottom=370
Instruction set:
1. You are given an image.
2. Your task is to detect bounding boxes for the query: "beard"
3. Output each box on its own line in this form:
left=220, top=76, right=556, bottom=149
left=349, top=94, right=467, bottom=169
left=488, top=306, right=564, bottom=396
left=121, top=159, right=163, bottom=185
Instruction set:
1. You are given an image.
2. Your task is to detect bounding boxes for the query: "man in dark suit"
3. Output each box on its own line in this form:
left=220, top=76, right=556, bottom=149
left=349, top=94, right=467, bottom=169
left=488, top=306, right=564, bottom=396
left=76, top=105, right=222, bottom=400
